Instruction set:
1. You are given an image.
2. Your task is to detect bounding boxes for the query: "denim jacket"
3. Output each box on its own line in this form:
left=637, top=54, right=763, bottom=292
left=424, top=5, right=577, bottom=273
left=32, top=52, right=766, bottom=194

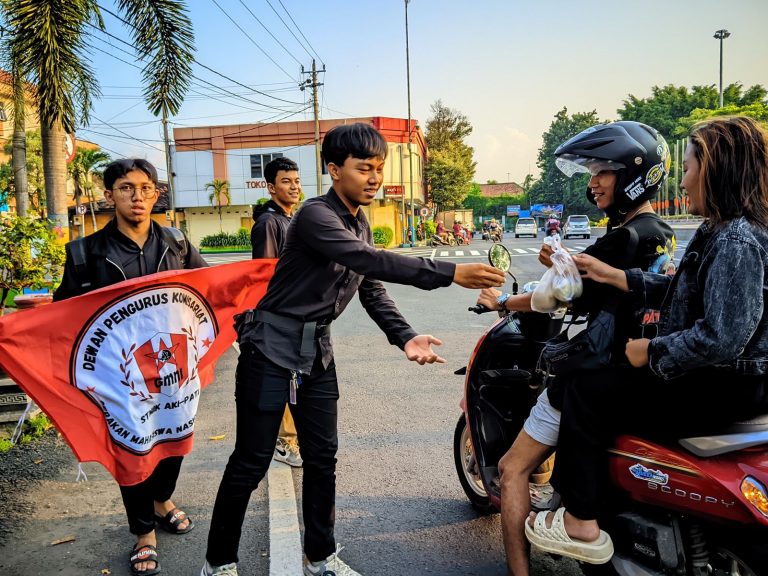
left=625, top=217, right=768, bottom=380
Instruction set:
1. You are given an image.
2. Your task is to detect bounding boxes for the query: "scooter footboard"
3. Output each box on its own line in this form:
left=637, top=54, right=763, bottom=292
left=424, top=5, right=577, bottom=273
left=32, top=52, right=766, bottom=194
left=473, top=368, right=539, bottom=467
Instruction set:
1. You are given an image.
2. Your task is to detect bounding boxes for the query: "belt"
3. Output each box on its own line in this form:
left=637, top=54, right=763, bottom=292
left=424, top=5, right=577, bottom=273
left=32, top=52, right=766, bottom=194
left=247, top=309, right=330, bottom=358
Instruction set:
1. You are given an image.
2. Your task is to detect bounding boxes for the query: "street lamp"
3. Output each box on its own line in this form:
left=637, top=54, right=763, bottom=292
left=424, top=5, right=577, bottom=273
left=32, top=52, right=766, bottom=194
left=405, top=0, right=415, bottom=246
left=713, top=29, right=731, bottom=108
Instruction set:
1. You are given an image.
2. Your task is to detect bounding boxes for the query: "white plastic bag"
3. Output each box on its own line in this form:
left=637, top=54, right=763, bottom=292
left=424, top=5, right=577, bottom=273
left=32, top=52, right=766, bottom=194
left=531, top=236, right=583, bottom=312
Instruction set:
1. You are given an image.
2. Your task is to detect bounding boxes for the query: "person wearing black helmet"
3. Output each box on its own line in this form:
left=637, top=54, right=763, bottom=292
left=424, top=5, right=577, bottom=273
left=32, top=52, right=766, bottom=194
left=527, top=115, right=768, bottom=567
left=476, top=121, right=676, bottom=574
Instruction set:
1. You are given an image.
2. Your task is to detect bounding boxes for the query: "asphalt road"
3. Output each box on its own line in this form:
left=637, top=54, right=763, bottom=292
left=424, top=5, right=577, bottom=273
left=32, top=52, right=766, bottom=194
left=0, top=231, right=694, bottom=576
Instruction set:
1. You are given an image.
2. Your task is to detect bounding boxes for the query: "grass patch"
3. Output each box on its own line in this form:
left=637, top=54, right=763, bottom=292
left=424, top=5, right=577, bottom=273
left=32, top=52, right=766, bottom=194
left=0, top=413, right=53, bottom=453
left=199, top=246, right=251, bottom=254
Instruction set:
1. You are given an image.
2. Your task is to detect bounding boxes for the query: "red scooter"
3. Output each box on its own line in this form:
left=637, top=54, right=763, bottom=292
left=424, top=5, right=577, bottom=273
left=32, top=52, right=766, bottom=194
left=454, top=245, right=768, bottom=575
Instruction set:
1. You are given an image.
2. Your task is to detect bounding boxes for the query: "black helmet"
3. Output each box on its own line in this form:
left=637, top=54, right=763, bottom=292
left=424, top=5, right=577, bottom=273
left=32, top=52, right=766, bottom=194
left=554, top=121, right=670, bottom=219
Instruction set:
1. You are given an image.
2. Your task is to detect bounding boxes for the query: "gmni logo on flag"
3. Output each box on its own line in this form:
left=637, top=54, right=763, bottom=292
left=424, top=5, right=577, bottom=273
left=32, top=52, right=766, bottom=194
left=71, top=284, right=218, bottom=454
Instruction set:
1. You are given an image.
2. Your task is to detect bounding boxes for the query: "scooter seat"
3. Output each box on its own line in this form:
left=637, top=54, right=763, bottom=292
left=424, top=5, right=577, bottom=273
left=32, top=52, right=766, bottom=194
left=678, top=412, right=768, bottom=457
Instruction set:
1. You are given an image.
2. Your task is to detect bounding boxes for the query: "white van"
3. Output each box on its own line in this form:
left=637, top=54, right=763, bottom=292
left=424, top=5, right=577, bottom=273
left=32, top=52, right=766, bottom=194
left=515, top=217, right=537, bottom=238
left=563, top=215, right=591, bottom=239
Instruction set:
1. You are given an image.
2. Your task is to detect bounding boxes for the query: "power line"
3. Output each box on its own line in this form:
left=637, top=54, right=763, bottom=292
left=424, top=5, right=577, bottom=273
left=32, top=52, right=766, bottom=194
left=90, top=114, right=165, bottom=151
left=89, top=27, right=300, bottom=112
left=209, top=0, right=296, bottom=81
left=94, top=3, right=303, bottom=105
left=236, top=0, right=303, bottom=66
left=272, top=0, right=323, bottom=64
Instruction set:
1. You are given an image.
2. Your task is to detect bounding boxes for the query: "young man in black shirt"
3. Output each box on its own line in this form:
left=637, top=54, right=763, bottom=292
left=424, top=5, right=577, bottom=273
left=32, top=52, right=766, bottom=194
left=251, top=157, right=304, bottom=468
left=201, top=123, right=505, bottom=576
left=54, top=159, right=207, bottom=576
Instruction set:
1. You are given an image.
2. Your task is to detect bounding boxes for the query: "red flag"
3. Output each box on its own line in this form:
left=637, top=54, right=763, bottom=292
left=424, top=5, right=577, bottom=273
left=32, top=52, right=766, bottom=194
left=0, top=259, right=275, bottom=486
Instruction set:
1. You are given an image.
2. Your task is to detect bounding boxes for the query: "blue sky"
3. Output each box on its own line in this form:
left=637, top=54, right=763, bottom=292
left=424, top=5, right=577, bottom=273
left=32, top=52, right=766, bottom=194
left=83, top=0, right=768, bottom=184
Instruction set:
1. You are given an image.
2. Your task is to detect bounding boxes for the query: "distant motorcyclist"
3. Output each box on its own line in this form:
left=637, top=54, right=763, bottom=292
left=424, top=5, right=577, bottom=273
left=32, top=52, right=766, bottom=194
left=546, top=216, right=561, bottom=236
left=436, top=220, right=449, bottom=243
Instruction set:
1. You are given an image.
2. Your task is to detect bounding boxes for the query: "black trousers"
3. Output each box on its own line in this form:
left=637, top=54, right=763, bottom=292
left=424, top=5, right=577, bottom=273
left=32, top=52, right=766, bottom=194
left=551, top=365, right=768, bottom=520
left=206, top=343, right=339, bottom=566
left=119, top=456, right=184, bottom=535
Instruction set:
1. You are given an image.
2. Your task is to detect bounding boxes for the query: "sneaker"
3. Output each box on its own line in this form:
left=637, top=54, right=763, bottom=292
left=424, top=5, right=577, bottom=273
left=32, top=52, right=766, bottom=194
left=303, top=545, right=361, bottom=576
left=274, top=437, right=303, bottom=467
left=200, top=560, right=238, bottom=575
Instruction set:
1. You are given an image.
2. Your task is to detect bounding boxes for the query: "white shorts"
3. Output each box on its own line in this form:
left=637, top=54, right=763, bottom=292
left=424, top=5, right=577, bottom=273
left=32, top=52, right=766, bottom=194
left=522, top=391, right=562, bottom=447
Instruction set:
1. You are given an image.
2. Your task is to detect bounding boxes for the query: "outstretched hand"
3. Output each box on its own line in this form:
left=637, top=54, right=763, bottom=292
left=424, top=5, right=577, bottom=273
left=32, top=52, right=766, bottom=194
left=571, top=254, right=628, bottom=291
left=453, top=263, right=506, bottom=289
left=404, top=334, right=446, bottom=365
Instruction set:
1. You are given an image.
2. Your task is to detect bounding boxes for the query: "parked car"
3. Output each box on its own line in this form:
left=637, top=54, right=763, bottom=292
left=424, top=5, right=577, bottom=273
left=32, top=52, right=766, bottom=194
left=563, top=214, right=591, bottom=239
left=514, top=217, right=537, bottom=238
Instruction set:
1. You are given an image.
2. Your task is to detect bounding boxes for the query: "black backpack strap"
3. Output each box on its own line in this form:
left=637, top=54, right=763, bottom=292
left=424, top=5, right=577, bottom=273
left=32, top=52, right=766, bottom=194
left=159, top=226, right=188, bottom=265
left=68, top=237, right=91, bottom=290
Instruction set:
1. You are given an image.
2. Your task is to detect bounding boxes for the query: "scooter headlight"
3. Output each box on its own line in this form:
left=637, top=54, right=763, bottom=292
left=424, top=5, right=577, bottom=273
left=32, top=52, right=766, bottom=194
left=741, top=476, right=768, bottom=518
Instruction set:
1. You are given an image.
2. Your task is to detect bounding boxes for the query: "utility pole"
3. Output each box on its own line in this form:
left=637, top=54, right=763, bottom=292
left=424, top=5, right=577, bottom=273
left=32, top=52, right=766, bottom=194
left=405, top=0, right=415, bottom=246
left=714, top=29, right=731, bottom=108
left=302, top=60, right=325, bottom=196
left=162, top=108, right=176, bottom=227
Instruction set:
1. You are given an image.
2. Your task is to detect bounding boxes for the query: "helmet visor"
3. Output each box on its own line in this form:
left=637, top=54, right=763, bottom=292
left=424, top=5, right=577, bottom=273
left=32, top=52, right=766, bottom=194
left=555, top=155, right=626, bottom=178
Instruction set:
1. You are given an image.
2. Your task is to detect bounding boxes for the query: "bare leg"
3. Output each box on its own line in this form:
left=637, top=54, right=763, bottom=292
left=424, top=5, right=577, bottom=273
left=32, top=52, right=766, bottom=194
left=499, top=430, right=553, bottom=576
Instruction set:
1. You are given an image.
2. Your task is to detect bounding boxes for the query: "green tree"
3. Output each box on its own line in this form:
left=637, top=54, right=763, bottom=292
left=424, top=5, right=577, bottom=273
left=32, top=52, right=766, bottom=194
left=5, top=0, right=195, bottom=241
left=425, top=100, right=476, bottom=209
left=618, top=83, right=767, bottom=141
left=206, top=179, right=230, bottom=233
left=675, top=102, right=768, bottom=136
left=528, top=107, right=604, bottom=218
left=68, top=148, right=110, bottom=232
left=0, top=214, right=65, bottom=312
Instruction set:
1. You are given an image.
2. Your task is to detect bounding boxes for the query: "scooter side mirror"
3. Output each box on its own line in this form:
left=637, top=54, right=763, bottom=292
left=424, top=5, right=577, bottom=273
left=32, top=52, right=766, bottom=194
left=488, top=243, right=518, bottom=294
left=488, top=243, right=511, bottom=272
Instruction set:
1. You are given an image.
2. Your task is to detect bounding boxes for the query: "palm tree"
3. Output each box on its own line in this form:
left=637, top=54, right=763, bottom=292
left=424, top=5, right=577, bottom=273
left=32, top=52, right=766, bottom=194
left=68, top=148, right=110, bottom=232
left=206, top=179, right=230, bottom=233
left=9, top=51, right=29, bottom=216
left=4, top=0, right=195, bottom=241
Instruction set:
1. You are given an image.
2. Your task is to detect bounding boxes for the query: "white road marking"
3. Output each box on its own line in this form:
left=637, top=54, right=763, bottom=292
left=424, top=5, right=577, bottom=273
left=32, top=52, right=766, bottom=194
left=440, top=251, right=449, bottom=257
left=513, top=248, right=527, bottom=254
left=470, top=250, right=480, bottom=256
left=268, top=459, right=303, bottom=575
left=430, top=249, right=437, bottom=259
left=455, top=250, right=464, bottom=256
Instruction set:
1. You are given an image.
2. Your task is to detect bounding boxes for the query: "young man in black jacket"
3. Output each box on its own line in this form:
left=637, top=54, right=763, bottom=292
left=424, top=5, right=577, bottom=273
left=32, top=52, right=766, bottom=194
left=54, top=159, right=207, bottom=576
left=251, top=157, right=304, bottom=468
left=201, top=123, right=506, bottom=576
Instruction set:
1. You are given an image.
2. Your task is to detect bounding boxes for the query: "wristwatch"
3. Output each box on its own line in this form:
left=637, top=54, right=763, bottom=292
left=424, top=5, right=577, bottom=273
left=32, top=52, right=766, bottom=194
left=496, top=292, right=511, bottom=310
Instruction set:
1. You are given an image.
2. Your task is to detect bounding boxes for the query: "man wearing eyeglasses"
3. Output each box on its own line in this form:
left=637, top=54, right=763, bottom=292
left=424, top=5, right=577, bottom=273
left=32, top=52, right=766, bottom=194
left=54, top=158, right=207, bottom=576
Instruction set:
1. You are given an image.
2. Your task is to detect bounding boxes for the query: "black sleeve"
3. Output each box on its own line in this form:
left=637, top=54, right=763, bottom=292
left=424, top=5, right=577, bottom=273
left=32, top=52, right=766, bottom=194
left=251, top=215, right=281, bottom=259
left=358, top=277, right=418, bottom=349
left=53, top=244, right=85, bottom=302
left=185, top=243, right=209, bottom=269
left=294, top=202, right=455, bottom=290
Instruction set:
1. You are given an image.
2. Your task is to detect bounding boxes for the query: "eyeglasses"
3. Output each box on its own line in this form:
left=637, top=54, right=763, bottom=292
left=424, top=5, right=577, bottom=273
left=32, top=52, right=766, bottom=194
left=113, top=184, right=157, bottom=199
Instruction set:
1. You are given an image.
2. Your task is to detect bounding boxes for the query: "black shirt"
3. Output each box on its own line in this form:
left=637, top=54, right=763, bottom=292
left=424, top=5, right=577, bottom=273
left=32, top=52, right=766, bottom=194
left=243, top=188, right=456, bottom=373
left=547, top=213, right=675, bottom=409
left=107, top=218, right=164, bottom=279
left=251, top=200, right=290, bottom=259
